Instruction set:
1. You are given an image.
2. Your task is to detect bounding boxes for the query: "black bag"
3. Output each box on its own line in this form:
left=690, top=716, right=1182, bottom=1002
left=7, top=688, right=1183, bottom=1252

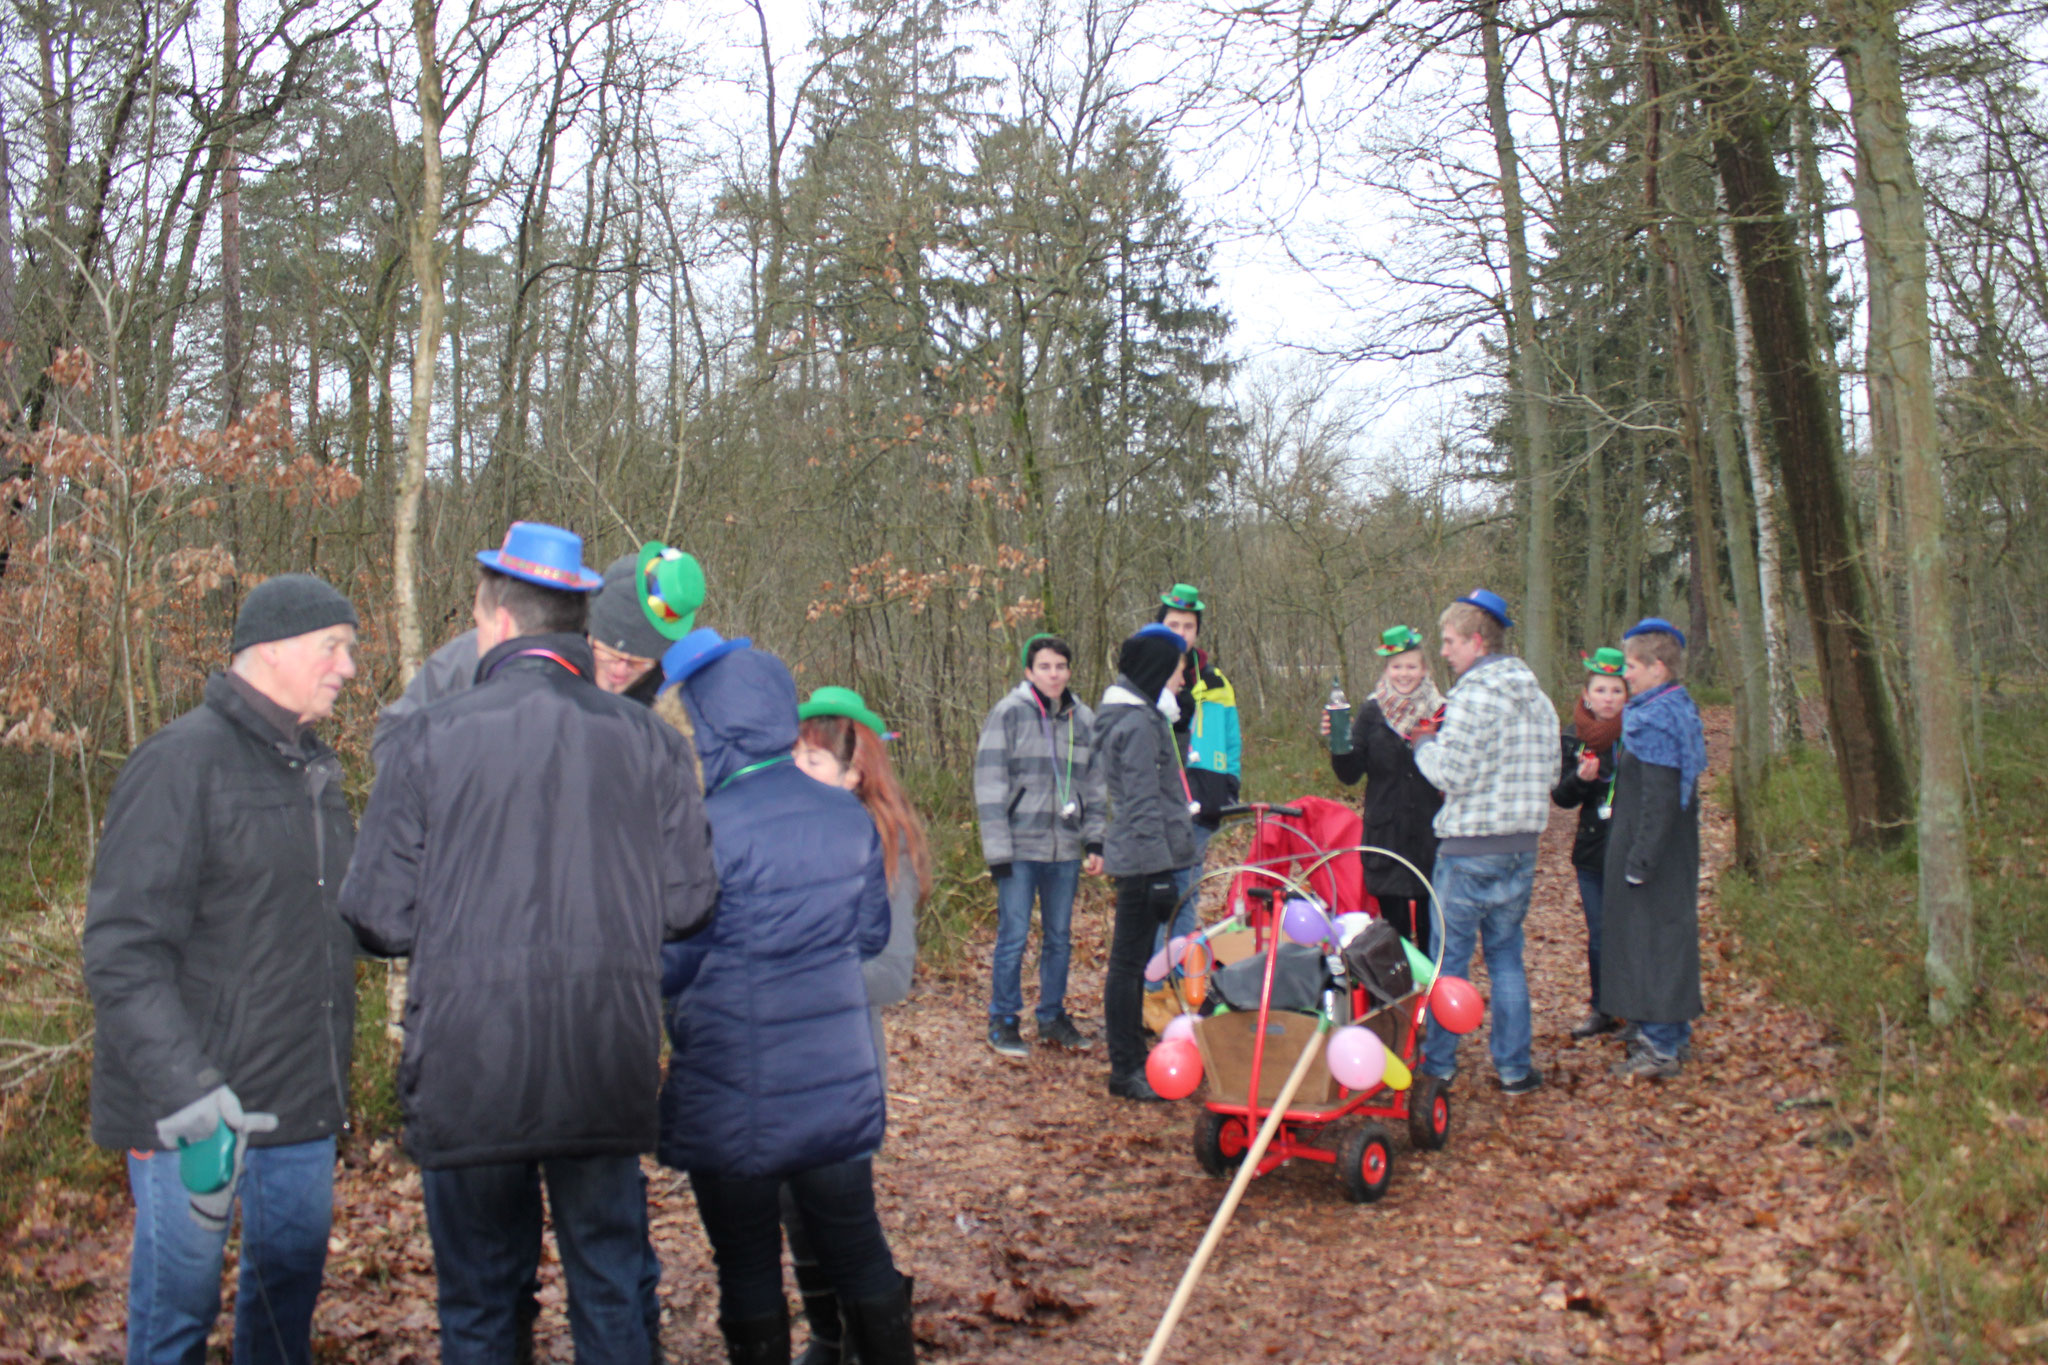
left=1209, top=944, right=1330, bottom=1014
left=1342, top=918, right=1414, bottom=1009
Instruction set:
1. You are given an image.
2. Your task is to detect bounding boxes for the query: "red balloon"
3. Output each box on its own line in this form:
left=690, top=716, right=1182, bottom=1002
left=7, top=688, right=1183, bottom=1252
left=1145, top=1038, right=1204, bottom=1100
left=1429, top=976, right=1485, bottom=1034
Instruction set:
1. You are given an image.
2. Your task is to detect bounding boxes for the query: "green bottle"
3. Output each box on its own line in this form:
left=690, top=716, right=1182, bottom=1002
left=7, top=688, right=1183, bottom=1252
left=178, top=1123, right=237, bottom=1195
left=1326, top=676, right=1352, bottom=755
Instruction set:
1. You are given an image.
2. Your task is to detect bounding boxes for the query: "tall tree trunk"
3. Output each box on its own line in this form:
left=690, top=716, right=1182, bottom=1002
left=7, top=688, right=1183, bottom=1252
left=1835, top=0, right=1973, bottom=1022
left=218, top=0, right=245, bottom=422
left=1481, top=1, right=1555, bottom=689
left=1669, top=0, right=1912, bottom=849
left=1715, top=193, right=1803, bottom=750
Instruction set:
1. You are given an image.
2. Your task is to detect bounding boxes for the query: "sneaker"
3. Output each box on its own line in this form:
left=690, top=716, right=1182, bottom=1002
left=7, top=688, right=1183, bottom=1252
left=1497, top=1069, right=1545, bottom=1096
left=1616, top=1022, right=1642, bottom=1044
left=987, top=1018, right=1029, bottom=1059
left=1037, top=1012, right=1094, bottom=1051
left=1107, top=1072, right=1167, bottom=1102
left=1569, top=1010, right=1619, bottom=1040
left=1611, top=1044, right=1682, bottom=1079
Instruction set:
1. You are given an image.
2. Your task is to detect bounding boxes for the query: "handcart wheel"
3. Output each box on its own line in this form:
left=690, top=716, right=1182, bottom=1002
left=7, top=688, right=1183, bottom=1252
left=1339, top=1123, right=1395, bottom=1204
left=1193, top=1110, right=1250, bottom=1178
left=1408, top=1075, right=1452, bottom=1151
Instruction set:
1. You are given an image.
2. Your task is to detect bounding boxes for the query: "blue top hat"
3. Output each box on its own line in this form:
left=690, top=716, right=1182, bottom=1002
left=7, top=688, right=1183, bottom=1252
left=1623, top=616, right=1687, bottom=648
left=661, top=627, right=751, bottom=688
left=1455, top=588, right=1514, bottom=630
left=476, top=521, right=603, bottom=592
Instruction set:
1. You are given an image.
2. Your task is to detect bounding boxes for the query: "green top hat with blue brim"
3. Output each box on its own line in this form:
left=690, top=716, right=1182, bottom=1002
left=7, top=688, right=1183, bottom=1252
left=1582, top=646, right=1626, bottom=676
left=636, top=542, right=707, bottom=641
left=1159, top=583, right=1205, bottom=613
left=1375, top=625, right=1424, bottom=656
left=798, top=686, right=889, bottom=739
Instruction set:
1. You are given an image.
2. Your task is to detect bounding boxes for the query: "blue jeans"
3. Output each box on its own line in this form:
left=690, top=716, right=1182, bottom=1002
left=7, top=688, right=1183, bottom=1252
left=1159, top=823, right=1216, bottom=948
left=422, top=1155, right=654, bottom=1365
left=124, top=1137, right=334, bottom=1365
left=1639, top=1020, right=1692, bottom=1057
left=1575, top=865, right=1604, bottom=1006
left=989, top=859, right=1081, bottom=1024
left=690, top=1158, right=900, bottom=1322
left=1419, top=851, right=1538, bottom=1084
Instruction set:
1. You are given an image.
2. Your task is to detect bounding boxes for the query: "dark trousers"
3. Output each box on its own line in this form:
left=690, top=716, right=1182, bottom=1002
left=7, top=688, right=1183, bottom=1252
left=1375, top=895, right=1430, bottom=957
left=422, top=1155, right=654, bottom=1365
left=690, top=1158, right=899, bottom=1323
left=1105, top=873, right=1168, bottom=1078
left=1575, top=865, right=1605, bottom=1006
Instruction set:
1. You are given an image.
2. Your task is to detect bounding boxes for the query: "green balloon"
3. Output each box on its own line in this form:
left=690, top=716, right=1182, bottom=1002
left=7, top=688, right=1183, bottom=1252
left=1400, top=934, right=1437, bottom=988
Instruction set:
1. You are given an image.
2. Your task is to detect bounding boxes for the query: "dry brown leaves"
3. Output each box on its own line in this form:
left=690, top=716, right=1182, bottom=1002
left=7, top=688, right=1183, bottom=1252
left=0, top=708, right=1908, bottom=1363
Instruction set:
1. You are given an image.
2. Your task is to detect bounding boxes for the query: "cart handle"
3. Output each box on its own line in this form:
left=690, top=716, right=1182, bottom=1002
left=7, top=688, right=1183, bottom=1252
left=1216, top=802, right=1303, bottom=819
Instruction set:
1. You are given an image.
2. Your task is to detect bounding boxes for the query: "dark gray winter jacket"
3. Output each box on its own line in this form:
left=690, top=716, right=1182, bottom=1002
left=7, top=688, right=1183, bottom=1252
left=84, top=673, right=358, bottom=1151
left=1096, top=678, right=1196, bottom=878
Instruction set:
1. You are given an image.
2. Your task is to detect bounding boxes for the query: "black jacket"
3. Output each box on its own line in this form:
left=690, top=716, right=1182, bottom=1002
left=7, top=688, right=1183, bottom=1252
left=84, top=674, right=357, bottom=1151
left=340, top=633, right=718, bottom=1170
left=1330, top=699, right=1443, bottom=901
left=1550, top=724, right=1616, bottom=873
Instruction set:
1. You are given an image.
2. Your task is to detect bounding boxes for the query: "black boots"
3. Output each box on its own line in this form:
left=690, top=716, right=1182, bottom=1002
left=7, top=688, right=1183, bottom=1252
left=839, top=1274, right=916, bottom=1365
left=721, top=1306, right=791, bottom=1365
left=793, top=1257, right=850, bottom=1365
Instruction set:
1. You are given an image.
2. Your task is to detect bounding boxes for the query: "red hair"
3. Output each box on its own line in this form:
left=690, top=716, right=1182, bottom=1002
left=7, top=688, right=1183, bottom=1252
left=798, top=715, right=933, bottom=900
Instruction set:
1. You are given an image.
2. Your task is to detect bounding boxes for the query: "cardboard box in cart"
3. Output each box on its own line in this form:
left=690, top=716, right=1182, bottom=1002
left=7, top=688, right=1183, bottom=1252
left=1193, top=994, right=1418, bottom=1115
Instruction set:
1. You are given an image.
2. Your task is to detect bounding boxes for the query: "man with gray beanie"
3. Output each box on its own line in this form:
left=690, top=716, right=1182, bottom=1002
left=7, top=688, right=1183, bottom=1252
left=84, top=572, right=362, bottom=1364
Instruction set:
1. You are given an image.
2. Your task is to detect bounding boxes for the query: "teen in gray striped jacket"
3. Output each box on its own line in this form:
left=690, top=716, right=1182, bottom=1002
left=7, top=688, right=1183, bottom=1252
left=975, top=634, right=1107, bottom=1058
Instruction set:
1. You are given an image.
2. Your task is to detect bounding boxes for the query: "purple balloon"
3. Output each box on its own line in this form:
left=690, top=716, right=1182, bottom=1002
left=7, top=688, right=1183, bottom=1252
left=1281, top=896, right=1333, bottom=947
left=1326, top=1025, right=1388, bottom=1092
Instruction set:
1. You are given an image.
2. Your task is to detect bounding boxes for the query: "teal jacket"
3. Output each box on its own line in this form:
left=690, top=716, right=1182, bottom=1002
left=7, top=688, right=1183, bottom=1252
left=1180, top=664, right=1241, bottom=827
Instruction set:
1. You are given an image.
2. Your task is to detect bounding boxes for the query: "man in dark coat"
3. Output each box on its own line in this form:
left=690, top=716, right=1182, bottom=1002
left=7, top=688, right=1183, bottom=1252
left=84, top=573, right=362, bottom=1365
left=340, top=521, right=718, bottom=1365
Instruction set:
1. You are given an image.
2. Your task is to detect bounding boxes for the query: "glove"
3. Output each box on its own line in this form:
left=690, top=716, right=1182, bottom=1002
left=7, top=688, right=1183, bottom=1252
left=1147, top=878, right=1181, bottom=924
left=989, top=863, right=1013, bottom=881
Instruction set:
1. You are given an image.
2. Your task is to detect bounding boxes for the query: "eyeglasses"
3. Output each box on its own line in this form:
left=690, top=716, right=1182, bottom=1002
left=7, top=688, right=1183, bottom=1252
left=591, top=639, right=656, bottom=672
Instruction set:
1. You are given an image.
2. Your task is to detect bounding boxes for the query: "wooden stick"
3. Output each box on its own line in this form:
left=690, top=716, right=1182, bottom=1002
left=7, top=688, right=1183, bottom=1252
left=1138, top=1021, right=1330, bottom=1365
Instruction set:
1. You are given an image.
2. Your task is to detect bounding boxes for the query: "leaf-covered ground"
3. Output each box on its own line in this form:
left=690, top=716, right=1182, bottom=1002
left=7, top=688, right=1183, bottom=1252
left=3, top=710, right=1909, bottom=1363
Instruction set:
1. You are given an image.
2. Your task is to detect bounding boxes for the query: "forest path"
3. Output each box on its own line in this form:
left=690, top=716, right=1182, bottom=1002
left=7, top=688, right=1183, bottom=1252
left=2, top=710, right=1908, bottom=1363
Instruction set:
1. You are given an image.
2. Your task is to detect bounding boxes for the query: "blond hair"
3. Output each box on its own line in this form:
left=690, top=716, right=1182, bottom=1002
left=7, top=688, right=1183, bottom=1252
left=1438, top=602, right=1505, bottom=654
left=1624, top=631, right=1685, bottom=679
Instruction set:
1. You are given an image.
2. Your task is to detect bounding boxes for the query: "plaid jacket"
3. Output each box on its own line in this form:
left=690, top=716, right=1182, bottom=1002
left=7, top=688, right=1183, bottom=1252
left=974, top=682, right=1107, bottom=865
left=1414, top=655, right=1558, bottom=841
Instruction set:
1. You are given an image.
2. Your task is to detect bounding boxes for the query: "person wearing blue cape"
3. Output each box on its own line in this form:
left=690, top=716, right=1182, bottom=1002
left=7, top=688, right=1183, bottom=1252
left=1600, top=619, right=1710, bottom=1079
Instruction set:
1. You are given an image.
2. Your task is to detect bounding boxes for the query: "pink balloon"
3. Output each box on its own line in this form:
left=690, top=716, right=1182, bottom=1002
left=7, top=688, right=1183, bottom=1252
left=1143, top=947, right=1171, bottom=983
left=1429, top=976, right=1485, bottom=1034
left=1281, top=897, right=1333, bottom=946
left=1145, top=934, right=1191, bottom=983
left=1326, top=1025, right=1388, bottom=1092
left=1146, top=1038, right=1203, bottom=1100
left=1162, top=1013, right=1199, bottom=1046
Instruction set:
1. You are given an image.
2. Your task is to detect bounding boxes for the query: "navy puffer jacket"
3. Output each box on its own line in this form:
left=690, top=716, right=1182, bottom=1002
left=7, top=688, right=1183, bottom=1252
left=657, top=646, right=890, bottom=1179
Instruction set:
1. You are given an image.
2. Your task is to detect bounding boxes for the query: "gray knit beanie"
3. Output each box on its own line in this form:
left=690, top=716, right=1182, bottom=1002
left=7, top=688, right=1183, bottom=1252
left=231, top=574, right=358, bottom=653
left=586, top=555, right=672, bottom=661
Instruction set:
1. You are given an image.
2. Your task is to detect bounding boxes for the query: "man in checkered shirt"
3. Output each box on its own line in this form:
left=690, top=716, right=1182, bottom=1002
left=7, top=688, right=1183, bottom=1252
left=1409, top=589, right=1559, bottom=1099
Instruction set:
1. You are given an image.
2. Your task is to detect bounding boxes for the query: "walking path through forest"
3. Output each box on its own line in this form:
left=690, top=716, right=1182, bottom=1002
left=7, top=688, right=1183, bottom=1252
left=3, top=709, right=1909, bottom=1363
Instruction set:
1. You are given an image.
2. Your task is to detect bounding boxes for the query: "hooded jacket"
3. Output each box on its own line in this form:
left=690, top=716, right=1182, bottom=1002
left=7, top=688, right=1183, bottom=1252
left=339, top=632, right=717, bottom=1170
left=657, top=647, right=891, bottom=1179
left=1413, top=654, right=1557, bottom=852
left=84, top=673, right=357, bottom=1151
left=1096, top=676, right=1197, bottom=878
left=973, top=681, right=1107, bottom=865
left=1176, top=652, right=1242, bottom=828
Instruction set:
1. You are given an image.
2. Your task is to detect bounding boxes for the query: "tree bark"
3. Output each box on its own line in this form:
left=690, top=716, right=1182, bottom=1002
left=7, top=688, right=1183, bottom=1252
left=398, top=0, right=446, bottom=687
left=218, top=0, right=246, bottom=422
left=1834, top=0, right=1973, bottom=1021
left=1668, top=0, right=1912, bottom=849
left=1481, top=2, right=1555, bottom=690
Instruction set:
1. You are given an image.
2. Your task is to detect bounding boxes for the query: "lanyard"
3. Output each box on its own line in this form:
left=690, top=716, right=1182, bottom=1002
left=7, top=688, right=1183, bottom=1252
left=1030, top=687, right=1076, bottom=807
left=484, top=647, right=584, bottom=681
left=717, top=753, right=791, bottom=792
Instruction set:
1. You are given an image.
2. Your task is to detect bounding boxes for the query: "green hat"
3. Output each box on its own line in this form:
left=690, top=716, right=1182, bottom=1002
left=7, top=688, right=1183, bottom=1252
left=1374, top=625, right=1424, bottom=656
left=798, top=685, right=888, bottom=739
left=1159, top=583, right=1205, bottom=613
left=1582, top=647, right=1626, bottom=677
left=636, top=542, right=707, bottom=641
left=1020, top=632, right=1060, bottom=670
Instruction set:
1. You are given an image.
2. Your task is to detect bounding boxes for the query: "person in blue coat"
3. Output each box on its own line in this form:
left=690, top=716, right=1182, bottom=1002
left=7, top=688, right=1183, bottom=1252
left=651, top=629, right=915, bottom=1364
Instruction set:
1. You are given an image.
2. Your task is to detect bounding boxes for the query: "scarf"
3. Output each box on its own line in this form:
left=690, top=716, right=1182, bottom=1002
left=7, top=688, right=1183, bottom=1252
left=1372, top=669, right=1445, bottom=740
left=1622, top=682, right=1707, bottom=808
left=1572, top=696, right=1623, bottom=757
